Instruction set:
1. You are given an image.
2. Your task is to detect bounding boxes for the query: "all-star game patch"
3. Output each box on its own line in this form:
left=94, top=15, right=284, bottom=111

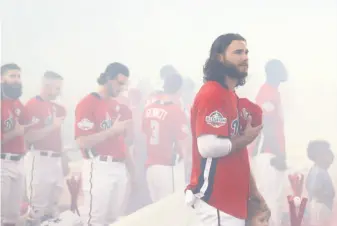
left=205, top=111, right=227, bottom=128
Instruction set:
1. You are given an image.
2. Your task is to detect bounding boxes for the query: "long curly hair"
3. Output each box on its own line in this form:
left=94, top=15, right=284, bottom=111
left=203, top=33, right=246, bottom=87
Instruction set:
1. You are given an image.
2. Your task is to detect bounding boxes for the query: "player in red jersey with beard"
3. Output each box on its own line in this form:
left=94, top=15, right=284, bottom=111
left=185, top=34, right=266, bottom=226
left=1, top=63, right=29, bottom=226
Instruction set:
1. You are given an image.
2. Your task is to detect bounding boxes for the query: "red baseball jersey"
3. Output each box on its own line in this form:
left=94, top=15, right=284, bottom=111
left=256, top=83, right=285, bottom=154
left=238, top=98, right=262, bottom=130
left=24, top=96, right=67, bottom=152
left=1, top=98, right=26, bottom=154
left=142, top=99, right=188, bottom=166
left=75, top=93, right=126, bottom=158
left=187, top=81, right=250, bottom=219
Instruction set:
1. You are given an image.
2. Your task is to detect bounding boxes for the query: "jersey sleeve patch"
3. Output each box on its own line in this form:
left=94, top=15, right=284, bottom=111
left=205, top=111, right=227, bottom=128
left=77, top=118, right=94, bottom=131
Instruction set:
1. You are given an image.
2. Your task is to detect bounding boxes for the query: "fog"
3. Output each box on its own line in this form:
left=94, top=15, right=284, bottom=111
left=1, top=0, right=337, bottom=164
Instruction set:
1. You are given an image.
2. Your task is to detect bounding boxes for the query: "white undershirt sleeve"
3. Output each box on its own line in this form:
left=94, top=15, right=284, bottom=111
left=197, top=135, right=232, bottom=158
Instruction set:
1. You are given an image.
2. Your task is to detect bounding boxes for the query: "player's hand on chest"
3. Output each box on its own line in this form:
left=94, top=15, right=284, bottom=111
left=31, top=103, right=65, bottom=127
left=1, top=101, right=24, bottom=133
left=95, top=104, right=120, bottom=131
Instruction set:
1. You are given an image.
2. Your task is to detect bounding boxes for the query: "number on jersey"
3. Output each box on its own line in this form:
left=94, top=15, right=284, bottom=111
left=150, top=120, right=160, bottom=145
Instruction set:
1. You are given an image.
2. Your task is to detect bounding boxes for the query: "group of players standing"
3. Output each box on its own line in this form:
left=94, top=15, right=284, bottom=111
left=1, top=57, right=194, bottom=225
left=1, top=32, right=289, bottom=226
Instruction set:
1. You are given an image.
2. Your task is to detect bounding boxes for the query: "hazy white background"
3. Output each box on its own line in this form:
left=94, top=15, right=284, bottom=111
left=1, top=0, right=337, bottom=164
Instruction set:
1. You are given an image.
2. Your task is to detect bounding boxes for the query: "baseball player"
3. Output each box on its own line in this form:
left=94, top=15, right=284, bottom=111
left=23, top=71, right=66, bottom=225
left=142, top=73, right=189, bottom=202
left=75, top=62, right=132, bottom=225
left=145, top=67, right=192, bottom=184
left=185, top=34, right=265, bottom=226
left=1, top=63, right=27, bottom=226
left=252, top=59, right=288, bottom=157
left=145, top=65, right=179, bottom=107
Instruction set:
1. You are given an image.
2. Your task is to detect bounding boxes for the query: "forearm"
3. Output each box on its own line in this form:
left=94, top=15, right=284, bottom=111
left=230, top=135, right=253, bottom=152
left=76, top=129, right=115, bottom=149
left=25, top=125, right=57, bottom=143
left=1, top=131, right=19, bottom=144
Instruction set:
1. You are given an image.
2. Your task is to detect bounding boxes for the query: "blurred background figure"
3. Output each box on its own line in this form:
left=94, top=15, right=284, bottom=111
left=250, top=59, right=288, bottom=159
left=306, top=140, right=335, bottom=226
left=142, top=72, right=189, bottom=202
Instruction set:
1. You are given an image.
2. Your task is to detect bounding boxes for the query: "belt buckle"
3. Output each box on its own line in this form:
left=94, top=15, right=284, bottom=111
left=40, top=151, right=48, bottom=157
left=99, top=156, right=108, bottom=162
left=51, top=153, right=60, bottom=158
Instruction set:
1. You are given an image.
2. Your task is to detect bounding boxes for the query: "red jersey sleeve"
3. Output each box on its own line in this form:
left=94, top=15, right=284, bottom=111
left=75, top=97, right=96, bottom=138
left=238, top=98, right=262, bottom=128
left=195, top=94, right=229, bottom=137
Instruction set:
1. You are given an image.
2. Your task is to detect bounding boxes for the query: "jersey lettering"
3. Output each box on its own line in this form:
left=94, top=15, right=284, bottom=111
left=149, top=120, right=160, bottom=145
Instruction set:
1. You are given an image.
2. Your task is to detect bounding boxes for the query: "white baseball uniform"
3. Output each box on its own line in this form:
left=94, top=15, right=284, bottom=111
left=75, top=93, right=131, bottom=225
left=1, top=98, right=26, bottom=225
left=24, top=97, right=67, bottom=223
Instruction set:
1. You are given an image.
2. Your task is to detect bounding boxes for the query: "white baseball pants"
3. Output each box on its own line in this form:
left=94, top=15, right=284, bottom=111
left=1, top=155, right=25, bottom=225
left=193, top=199, right=245, bottom=226
left=80, top=158, right=128, bottom=226
left=25, top=150, right=64, bottom=221
left=146, top=165, right=176, bottom=203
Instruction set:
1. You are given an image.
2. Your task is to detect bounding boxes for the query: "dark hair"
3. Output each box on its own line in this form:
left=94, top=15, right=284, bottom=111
left=307, top=140, right=332, bottom=162
left=44, top=71, right=63, bottom=80
left=203, top=33, right=246, bottom=86
left=246, top=198, right=270, bottom=225
left=97, top=62, right=129, bottom=85
left=1, top=63, right=21, bottom=76
left=265, top=59, right=287, bottom=82
left=163, top=73, right=183, bottom=94
left=160, top=65, right=178, bottom=79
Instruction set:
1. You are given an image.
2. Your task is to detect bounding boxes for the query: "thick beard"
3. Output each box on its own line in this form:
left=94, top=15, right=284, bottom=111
left=223, top=61, right=248, bottom=86
left=1, top=83, right=22, bottom=99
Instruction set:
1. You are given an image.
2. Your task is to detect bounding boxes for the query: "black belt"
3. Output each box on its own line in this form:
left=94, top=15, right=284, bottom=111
left=1, top=153, right=24, bottom=161
left=40, top=151, right=62, bottom=157
left=84, top=149, right=124, bottom=162
left=98, top=156, right=124, bottom=163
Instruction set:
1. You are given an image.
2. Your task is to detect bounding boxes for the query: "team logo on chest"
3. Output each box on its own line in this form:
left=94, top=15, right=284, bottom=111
left=3, top=111, right=14, bottom=132
left=205, top=111, right=227, bottom=128
left=231, top=118, right=239, bottom=136
left=240, top=108, right=250, bottom=120
left=14, top=108, right=21, bottom=117
left=100, top=112, right=113, bottom=130
left=45, top=109, right=53, bottom=125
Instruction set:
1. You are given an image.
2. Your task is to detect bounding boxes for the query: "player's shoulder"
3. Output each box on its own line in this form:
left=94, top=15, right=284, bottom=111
left=198, top=81, right=227, bottom=96
left=25, top=96, right=40, bottom=106
left=76, top=93, right=100, bottom=110
left=194, top=81, right=229, bottom=105
left=239, top=97, right=262, bottom=113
